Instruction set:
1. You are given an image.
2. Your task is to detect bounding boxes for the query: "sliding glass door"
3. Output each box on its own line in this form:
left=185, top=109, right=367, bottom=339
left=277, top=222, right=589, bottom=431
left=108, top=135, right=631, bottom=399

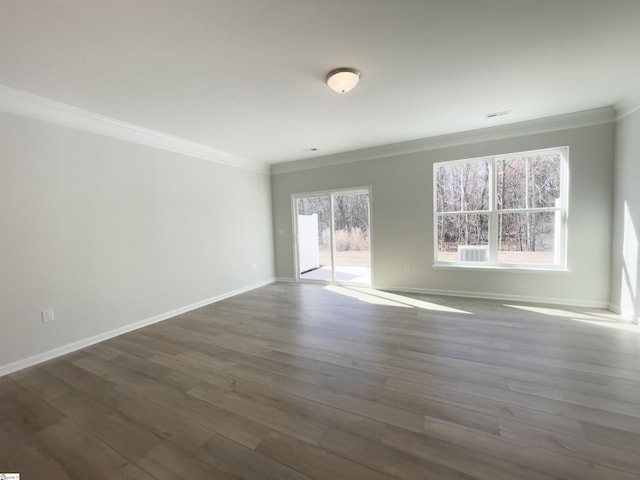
left=294, top=188, right=371, bottom=285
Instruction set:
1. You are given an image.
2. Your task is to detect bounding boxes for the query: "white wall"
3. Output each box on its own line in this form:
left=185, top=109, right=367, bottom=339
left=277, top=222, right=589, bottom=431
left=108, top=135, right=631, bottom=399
left=0, top=112, right=274, bottom=373
left=611, top=108, right=640, bottom=322
left=272, top=120, right=615, bottom=307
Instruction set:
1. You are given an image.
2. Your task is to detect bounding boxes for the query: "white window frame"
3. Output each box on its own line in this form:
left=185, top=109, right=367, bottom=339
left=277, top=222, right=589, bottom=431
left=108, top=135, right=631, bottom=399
left=433, top=146, right=569, bottom=271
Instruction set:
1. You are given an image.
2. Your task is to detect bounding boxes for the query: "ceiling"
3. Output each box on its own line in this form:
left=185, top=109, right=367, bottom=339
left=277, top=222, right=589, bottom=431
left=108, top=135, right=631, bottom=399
left=1, top=0, right=639, bottom=165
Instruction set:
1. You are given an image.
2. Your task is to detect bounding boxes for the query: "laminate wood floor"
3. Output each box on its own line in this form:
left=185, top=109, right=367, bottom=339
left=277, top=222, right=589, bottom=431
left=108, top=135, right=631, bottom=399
left=2, top=282, right=640, bottom=479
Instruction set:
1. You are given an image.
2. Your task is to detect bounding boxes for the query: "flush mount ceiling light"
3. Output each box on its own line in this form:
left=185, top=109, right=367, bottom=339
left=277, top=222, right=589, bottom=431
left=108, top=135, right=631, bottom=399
left=326, top=67, right=360, bottom=93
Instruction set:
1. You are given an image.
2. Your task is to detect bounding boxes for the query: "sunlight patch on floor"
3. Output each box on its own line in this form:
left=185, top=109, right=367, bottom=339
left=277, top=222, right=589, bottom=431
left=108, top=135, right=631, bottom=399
left=324, top=285, right=410, bottom=307
left=568, top=318, right=640, bottom=332
left=504, top=304, right=639, bottom=331
left=324, top=285, right=472, bottom=314
left=504, top=304, right=595, bottom=319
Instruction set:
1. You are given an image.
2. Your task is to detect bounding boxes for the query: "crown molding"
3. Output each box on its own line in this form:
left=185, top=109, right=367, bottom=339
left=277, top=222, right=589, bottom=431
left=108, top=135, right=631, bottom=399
left=0, top=85, right=269, bottom=174
left=271, top=106, right=616, bottom=175
left=616, top=94, right=640, bottom=120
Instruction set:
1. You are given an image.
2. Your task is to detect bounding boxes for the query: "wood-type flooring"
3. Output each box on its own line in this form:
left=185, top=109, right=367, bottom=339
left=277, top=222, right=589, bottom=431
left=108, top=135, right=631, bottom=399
left=2, top=282, right=640, bottom=479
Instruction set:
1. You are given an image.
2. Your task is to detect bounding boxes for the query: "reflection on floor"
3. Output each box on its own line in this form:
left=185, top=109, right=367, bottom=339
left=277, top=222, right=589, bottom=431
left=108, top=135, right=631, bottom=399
left=300, top=265, right=371, bottom=284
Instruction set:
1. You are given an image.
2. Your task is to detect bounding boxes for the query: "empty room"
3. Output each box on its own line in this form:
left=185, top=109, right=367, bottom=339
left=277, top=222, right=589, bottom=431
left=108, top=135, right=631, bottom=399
left=2, top=1, right=640, bottom=479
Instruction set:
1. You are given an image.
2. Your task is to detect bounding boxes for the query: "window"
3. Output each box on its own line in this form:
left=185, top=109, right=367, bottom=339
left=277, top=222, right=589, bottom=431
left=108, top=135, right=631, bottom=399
left=434, top=147, right=568, bottom=269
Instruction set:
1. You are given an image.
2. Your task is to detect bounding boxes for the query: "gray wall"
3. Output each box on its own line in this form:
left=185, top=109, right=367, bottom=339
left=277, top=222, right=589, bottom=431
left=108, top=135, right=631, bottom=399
left=272, top=122, right=615, bottom=306
left=611, top=108, right=640, bottom=322
left=0, top=112, right=274, bottom=371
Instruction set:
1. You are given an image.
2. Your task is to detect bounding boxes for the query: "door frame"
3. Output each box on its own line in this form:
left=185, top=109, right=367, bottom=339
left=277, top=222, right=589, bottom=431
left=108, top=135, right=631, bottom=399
left=291, top=186, right=373, bottom=286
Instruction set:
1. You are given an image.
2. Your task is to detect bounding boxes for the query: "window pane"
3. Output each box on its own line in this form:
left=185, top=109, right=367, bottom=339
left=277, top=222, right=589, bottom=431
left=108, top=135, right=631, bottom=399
left=436, top=161, right=489, bottom=212
left=497, top=212, right=559, bottom=264
left=437, top=214, right=489, bottom=262
left=436, top=164, right=461, bottom=212
left=332, top=192, right=371, bottom=284
left=496, top=157, right=526, bottom=209
left=497, top=152, right=562, bottom=210
left=528, top=152, right=561, bottom=208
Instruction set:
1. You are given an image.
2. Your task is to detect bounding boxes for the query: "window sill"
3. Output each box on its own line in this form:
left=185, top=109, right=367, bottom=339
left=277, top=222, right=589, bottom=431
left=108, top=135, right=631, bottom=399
left=432, top=263, right=571, bottom=274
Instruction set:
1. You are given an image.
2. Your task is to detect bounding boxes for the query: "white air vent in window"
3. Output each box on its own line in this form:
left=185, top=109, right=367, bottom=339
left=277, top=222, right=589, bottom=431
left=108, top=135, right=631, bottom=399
left=458, top=245, right=489, bottom=262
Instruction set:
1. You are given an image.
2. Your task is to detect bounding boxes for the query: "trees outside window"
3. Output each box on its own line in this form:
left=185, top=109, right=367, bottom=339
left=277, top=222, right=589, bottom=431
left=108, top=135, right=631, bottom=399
left=434, top=147, right=568, bottom=268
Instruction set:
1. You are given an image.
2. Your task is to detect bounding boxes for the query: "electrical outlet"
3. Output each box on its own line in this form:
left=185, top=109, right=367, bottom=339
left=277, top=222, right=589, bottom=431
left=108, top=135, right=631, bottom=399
left=403, top=264, right=410, bottom=272
left=252, top=263, right=257, bottom=271
left=42, top=308, right=55, bottom=323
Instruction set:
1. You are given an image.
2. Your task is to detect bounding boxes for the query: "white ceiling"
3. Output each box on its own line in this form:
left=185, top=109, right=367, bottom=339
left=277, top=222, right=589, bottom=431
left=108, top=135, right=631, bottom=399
left=1, top=0, right=639, bottom=165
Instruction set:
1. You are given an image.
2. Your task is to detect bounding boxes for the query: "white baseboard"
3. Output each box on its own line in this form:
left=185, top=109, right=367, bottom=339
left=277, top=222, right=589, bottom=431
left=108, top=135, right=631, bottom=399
left=0, top=278, right=275, bottom=377
left=372, top=284, right=611, bottom=310
left=275, top=278, right=612, bottom=310
left=608, top=303, right=622, bottom=314
left=608, top=302, right=640, bottom=324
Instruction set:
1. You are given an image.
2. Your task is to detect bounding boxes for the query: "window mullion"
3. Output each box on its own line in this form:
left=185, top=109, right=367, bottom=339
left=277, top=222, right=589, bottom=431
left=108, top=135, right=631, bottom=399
left=499, top=207, right=562, bottom=214
left=489, top=158, right=498, bottom=264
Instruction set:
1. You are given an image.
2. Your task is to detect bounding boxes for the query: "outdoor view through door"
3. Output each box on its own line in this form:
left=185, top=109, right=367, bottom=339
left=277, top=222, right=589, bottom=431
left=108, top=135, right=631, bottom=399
left=295, top=189, right=371, bottom=285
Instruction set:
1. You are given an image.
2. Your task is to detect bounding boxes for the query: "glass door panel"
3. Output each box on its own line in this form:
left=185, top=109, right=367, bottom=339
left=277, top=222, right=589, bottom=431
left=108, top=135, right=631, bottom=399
left=332, top=192, right=371, bottom=284
left=296, top=195, right=333, bottom=281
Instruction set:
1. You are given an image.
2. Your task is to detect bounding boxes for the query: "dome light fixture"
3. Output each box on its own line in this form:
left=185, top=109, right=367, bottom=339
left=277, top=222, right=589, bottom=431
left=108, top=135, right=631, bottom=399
left=326, top=67, right=360, bottom=93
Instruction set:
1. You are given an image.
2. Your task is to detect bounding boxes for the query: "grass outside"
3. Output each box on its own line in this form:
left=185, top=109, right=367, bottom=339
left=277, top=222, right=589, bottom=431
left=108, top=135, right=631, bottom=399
left=319, top=250, right=370, bottom=267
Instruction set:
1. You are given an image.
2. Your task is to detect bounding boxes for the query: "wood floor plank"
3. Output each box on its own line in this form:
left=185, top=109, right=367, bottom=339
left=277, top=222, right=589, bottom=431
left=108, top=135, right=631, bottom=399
left=319, top=427, right=477, bottom=480
left=33, top=417, right=131, bottom=480
left=0, top=420, right=72, bottom=480
left=498, top=417, right=640, bottom=475
left=464, top=345, right=640, bottom=383
left=268, top=374, right=427, bottom=433
left=422, top=416, right=640, bottom=480
left=10, top=367, right=73, bottom=401
left=112, top=462, right=160, bottom=480
left=385, top=375, right=585, bottom=438
left=325, top=375, right=500, bottom=435
left=117, top=463, right=158, bottom=480
left=188, top=381, right=327, bottom=446
left=229, top=376, right=388, bottom=440
left=136, top=441, right=236, bottom=480
left=39, top=353, right=118, bottom=397
left=91, top=384, right=215, bottom=453
left=82, top=342, right=124, bottom=361
left=71, top=351, right=189, bottom=395
left=400, top=342, right=640, bottom=384
left=147, top=350, right=244, bottom=390
left=256, top=430, right=396, bottom=480
left=381, top=424, right=555, bottom=480
left=196, top=431, right=313, bottom=480
left=72, top=351, right=263, bottom=452
left=506, top=378, right=640, bottom=417
left=0, top=374, right=21, bottom=399
left=47, top=390, right=162, bottom=462
left=0, top=383, right=65, bottom=435
left=424, top=372, right=640, bottom=435
left=107, top=351, right=202, bottom=392
left=267, top=347, right=438, bottom=386
left=580, top=421, right=640, bottom=453
left=136, top=381, right=271, bottom=450
left=397, top=347, right=640, bottom=398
